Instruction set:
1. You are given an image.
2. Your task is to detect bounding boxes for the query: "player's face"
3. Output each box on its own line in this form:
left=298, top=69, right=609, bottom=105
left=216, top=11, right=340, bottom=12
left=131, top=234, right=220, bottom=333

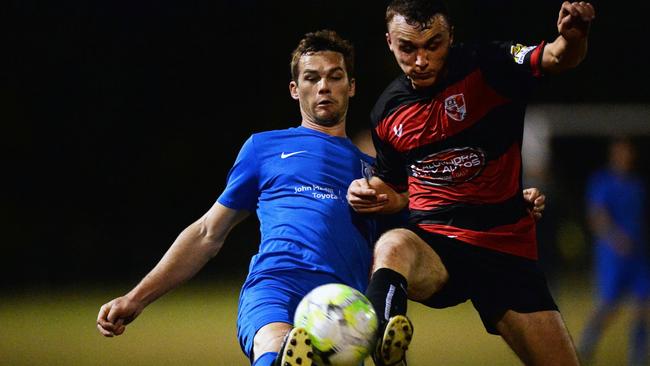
left=387, top=14, right=452, bottom=89
left=290, top=51, right=355, bottom=127
left=610, top=141, right=635, bottom=172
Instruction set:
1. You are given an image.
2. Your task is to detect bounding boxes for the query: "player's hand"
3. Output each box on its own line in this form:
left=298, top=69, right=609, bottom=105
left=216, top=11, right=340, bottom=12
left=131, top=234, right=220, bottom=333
left=97, top=295, right=144, bottom=337
left=610, top=231, right=633, bottom=257
left=347, top=178, right=389, bottom=213
left=557, top=1, right=595, bottom=42
left=523, top=187, right=546, bottom=221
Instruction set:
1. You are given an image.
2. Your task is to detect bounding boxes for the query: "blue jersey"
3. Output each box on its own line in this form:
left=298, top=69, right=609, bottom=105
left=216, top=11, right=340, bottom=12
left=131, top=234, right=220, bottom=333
left=218, top=126, right=377, bottom=291
left=587, top=169, right=646, bottom=249
left=586, top=168, right=649, bottom=303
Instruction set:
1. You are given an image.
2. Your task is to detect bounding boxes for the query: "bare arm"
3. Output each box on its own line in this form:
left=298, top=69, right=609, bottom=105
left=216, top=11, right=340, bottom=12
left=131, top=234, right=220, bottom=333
left=347, top=176, right=408, bottom=214
left=97, top=202, right=249, bottom=337
left=542, top=1, right=595, bottom=73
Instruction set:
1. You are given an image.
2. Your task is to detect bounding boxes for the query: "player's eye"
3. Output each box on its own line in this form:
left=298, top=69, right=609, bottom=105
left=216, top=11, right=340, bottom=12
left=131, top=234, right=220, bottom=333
left=399, top=45, right=415, bottom=54
left=427, top=42, right=441, bottom=51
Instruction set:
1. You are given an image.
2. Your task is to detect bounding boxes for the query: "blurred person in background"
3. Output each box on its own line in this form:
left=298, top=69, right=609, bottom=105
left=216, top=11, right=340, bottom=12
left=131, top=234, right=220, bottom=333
left=578, top=138, right=649, bottom=366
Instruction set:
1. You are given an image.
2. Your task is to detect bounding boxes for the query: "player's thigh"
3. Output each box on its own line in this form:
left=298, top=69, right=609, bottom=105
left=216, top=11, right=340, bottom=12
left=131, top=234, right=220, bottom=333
left=373, top=228, right=448, bottom=301
left=237, top=282, right=299, bottom=360
left=238, top=271, right=343, bottom=360
left=496, top=310, right=579, bottom=366
left=595, top=242, right=627, bottom=302
left=252, top=322, right=293, bottom=361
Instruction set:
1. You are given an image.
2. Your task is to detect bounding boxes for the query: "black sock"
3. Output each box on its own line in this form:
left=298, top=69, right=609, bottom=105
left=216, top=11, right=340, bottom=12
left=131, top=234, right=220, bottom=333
left=366, top=268, right=408, bottom=327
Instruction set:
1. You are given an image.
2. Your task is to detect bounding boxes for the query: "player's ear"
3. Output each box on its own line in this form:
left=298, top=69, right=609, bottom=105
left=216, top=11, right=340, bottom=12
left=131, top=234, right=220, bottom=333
left=289, top=80, right=299, bottom=100
left=349, top=78, right=356, bottom=97
left=386, top=32, right=393, bottom=50
left=449, top=25, right=455, bottom=45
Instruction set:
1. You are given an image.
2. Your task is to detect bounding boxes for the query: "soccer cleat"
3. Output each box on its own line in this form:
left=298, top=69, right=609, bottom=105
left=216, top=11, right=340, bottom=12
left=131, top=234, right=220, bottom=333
left=275, top=327, right=314, bottom=366
left=372, top=315, right=413, bottom=366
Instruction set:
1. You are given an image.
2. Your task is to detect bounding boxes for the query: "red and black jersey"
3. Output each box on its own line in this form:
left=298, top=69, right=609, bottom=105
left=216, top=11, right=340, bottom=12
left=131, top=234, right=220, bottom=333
left=371, top=41, right=545, bottom=259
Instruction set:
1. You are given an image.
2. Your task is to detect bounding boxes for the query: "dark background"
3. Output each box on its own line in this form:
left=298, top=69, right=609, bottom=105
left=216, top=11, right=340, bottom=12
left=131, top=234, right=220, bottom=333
left=4, top=0, right=649, bottom=289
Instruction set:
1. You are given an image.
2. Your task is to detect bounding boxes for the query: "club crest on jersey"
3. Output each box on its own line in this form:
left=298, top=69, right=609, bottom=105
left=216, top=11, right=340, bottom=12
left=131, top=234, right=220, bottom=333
left=444, top=94, right=467, bottom=122
left=410, top=147, right=486, bottom=186
left=510, top=43, right=536, bottom=65
left=393, top=123, right=403, bottom=137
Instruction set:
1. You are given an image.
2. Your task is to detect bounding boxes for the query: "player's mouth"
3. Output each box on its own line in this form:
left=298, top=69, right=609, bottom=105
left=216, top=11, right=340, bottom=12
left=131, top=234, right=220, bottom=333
left=317, top=99, right=335, bottom=107
left=411, top=72, right=434, bottom=80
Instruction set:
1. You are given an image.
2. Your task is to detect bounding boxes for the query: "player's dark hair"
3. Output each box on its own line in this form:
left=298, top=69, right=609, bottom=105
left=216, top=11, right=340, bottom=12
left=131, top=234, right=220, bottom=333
left=290, top=29, right=355, bottom=82
left=386, top=0, right=451, bottom=30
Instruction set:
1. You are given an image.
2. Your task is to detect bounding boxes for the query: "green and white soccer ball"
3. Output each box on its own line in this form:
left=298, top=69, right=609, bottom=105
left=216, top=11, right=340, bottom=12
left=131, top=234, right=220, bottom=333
left=293, top=283, right=378, bottom=366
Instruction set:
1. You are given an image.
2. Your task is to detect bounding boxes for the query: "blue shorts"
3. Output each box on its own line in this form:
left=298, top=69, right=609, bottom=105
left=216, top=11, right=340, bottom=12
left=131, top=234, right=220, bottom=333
left=236, top=270, right=347, bottom=360
left=595, top=241, right=650, bottom=304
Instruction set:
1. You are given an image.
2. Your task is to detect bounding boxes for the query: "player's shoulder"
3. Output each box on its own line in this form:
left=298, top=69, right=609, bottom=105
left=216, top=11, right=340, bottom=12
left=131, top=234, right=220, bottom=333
left=250, top=126, right=297, bottom=138
left=454, top=40, right=542, bottom=66
left=474, top=39, right=546, bottom=75
left=247, top=126, right=304, bottom=145
left=371, top=75, right=427, bottom=127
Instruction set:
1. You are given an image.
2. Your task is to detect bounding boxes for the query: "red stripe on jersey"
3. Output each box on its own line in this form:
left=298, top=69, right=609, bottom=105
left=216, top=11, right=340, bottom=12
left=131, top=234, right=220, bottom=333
left=375, top=69, right=510, bottom=153
left=531, top=41, right=545, bottom=78
left=408, top=143, right=522, bottom=210
left=418, top=214, right=538, bottom=259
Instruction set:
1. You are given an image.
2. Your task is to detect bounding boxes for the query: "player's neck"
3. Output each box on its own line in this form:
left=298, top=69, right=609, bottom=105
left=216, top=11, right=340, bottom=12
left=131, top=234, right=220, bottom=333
left=301, top=120, right=347, bottom=137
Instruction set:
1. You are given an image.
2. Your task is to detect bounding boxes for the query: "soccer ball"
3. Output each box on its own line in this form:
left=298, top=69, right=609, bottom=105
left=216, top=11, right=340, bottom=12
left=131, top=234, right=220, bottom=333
left=293, top=283, right=378, bottom=366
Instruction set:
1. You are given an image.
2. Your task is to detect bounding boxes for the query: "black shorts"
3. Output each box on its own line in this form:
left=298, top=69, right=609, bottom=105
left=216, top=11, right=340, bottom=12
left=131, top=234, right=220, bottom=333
left=409, top=225, right=558, bottom=335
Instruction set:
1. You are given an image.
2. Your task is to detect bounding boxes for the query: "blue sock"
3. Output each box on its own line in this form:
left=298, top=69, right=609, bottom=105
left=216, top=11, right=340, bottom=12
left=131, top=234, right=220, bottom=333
left=252, top=352, right=278, bottom=366
left=629, top=320, right=647, bottom=366
left=578, top=319, right=601, bottom=357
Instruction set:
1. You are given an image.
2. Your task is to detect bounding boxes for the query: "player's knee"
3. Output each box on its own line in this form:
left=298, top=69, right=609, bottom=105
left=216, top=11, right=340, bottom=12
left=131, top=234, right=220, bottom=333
left=252, top=323, right=291, bottom=360
left=374, top=228, right=419, bottom=263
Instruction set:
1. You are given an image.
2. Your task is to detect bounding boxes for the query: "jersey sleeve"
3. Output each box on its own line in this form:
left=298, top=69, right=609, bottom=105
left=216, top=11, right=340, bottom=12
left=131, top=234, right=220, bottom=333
left=217, top=135, right=260, bottom=212
left=371, top=127, right=408, bottom=193
left=479, top=40, right=546, bottom=99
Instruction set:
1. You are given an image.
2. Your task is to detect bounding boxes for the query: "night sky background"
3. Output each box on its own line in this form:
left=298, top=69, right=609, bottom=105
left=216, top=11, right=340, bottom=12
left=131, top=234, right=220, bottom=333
left=4, top=0, right=649, bottom=289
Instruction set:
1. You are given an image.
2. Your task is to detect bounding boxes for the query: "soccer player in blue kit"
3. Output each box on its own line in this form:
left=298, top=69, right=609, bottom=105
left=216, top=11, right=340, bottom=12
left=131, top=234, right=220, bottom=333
left=96, top=29, right=547, bottom=366
left=96, top=29, right=379, bottom=366
left=578, top=139, right=649, bottom=366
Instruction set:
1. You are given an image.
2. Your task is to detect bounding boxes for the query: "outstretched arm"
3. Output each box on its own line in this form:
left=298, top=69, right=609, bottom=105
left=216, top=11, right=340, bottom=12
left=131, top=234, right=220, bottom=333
left=96, top=202, right=249, bottom=337
left=543, top=1, right=595, bottom=73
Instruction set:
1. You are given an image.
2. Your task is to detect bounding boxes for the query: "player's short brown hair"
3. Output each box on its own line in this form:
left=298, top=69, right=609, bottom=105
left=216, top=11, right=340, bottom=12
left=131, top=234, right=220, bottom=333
left=386, top=0, right=450, bottom=30
left=290, top=29, right=355, bottom=82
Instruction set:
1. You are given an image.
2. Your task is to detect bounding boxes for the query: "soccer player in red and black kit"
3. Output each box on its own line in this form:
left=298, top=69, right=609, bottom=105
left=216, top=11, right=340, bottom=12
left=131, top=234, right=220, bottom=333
left=346, top=1, right=595, bottom=365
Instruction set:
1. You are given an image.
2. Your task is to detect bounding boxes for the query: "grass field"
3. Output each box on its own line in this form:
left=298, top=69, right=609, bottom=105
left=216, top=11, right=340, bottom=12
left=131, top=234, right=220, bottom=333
left=0, top=277, right=636, bottom=365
